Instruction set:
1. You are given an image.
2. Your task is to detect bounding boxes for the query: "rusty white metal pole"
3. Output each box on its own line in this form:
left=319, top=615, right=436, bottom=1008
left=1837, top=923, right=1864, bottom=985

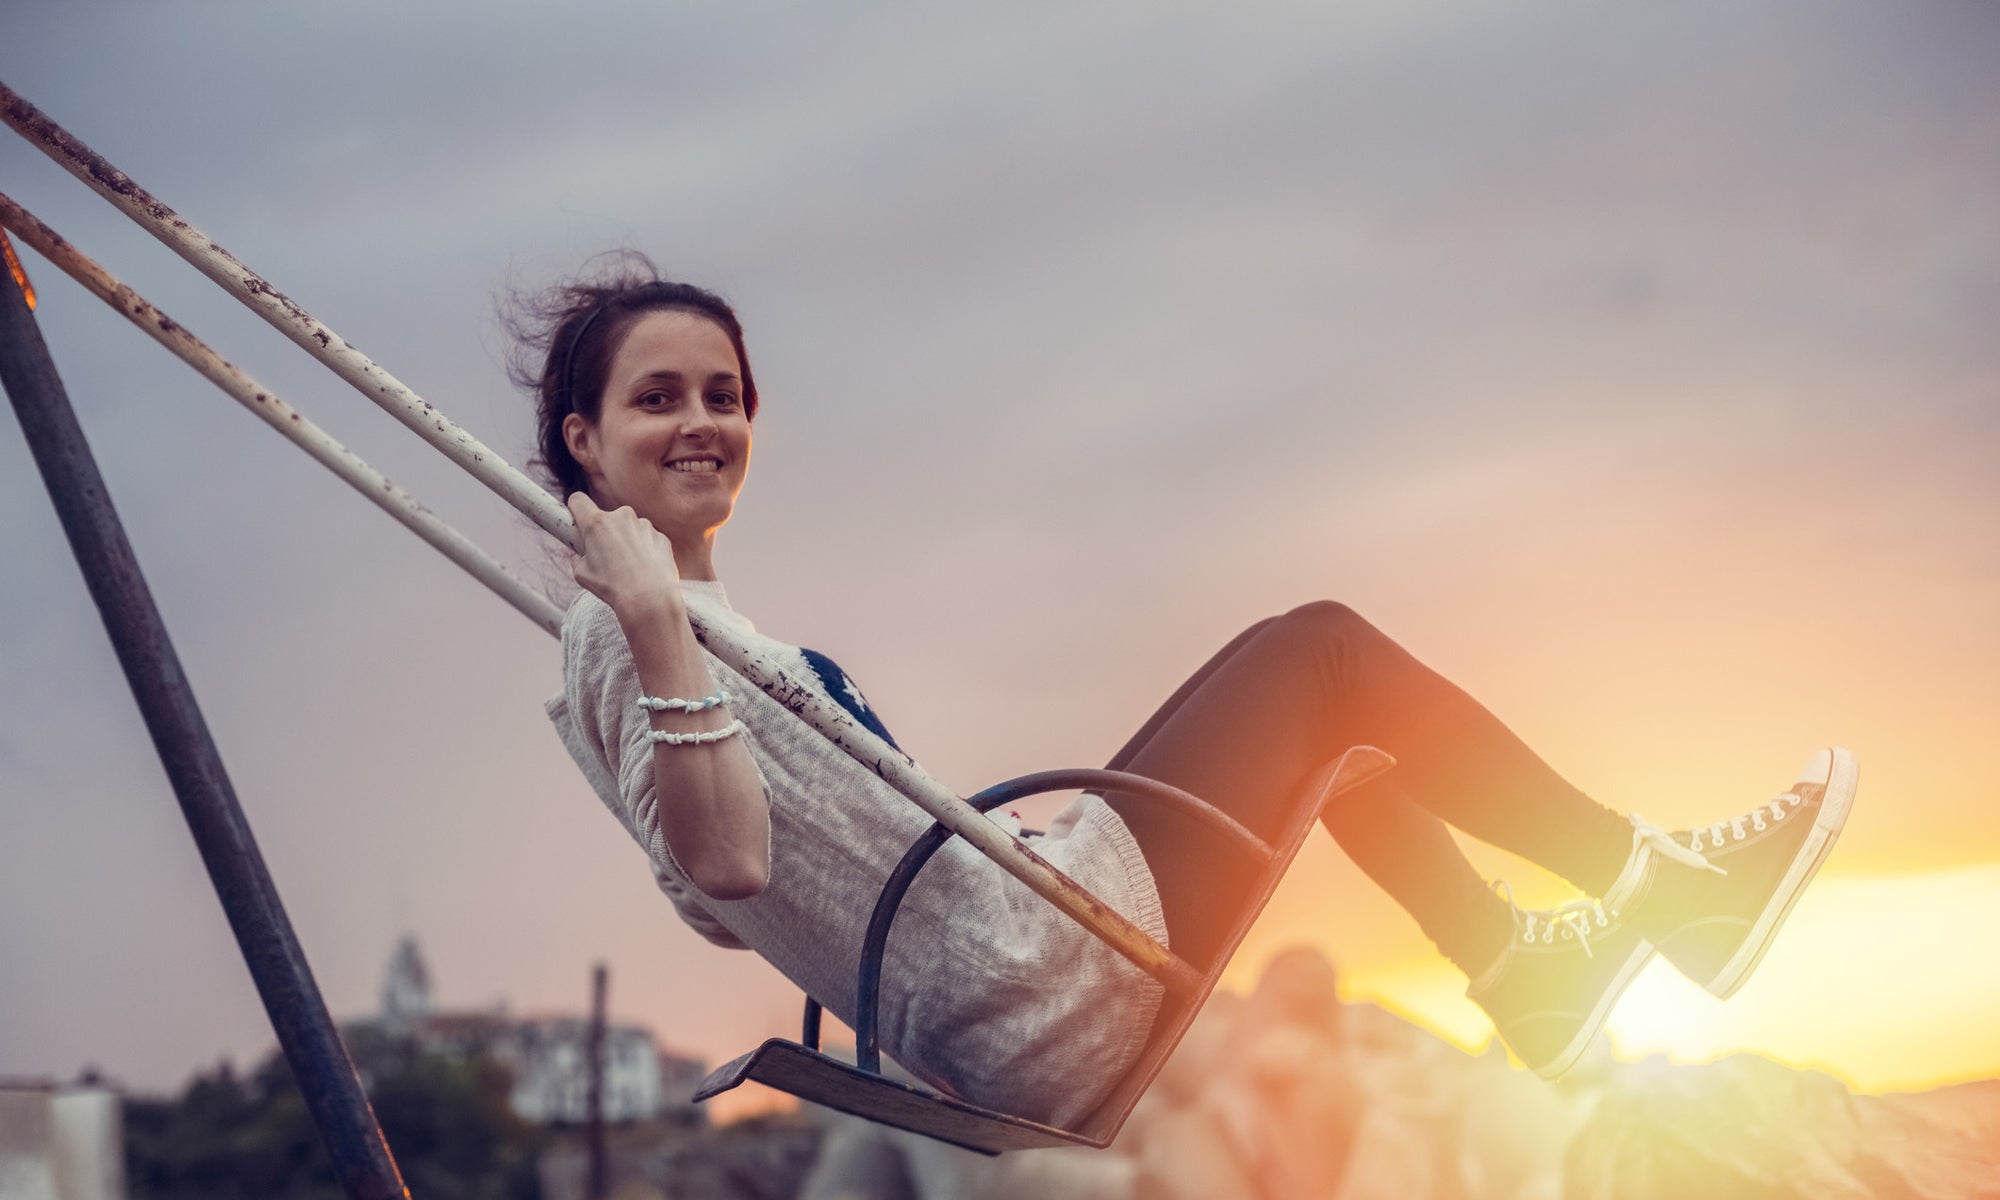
left=0, top=191, right=563, bottom=636
left=0, top=81, right=1196, bottom=993
left=0, top=80, right=567, bottom=545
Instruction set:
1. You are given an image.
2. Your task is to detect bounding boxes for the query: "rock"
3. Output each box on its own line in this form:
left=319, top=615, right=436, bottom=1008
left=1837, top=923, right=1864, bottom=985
left=1455, top=1050, right=1580, bottom=1200
left=1565, top=1055, right=2000, bottom=1200
left=797, top=1121, right=916, bottom=1200
left=1149, top=990, right=1244, bottom=1110
left=1331, top=1107, right=1441, bottom=1200
left=1131, top=1104, right=1258, bottom=1200
left=914, top=1143, right=1136, bottom=1200
left=1243, top=945, right=1344, bottom=1045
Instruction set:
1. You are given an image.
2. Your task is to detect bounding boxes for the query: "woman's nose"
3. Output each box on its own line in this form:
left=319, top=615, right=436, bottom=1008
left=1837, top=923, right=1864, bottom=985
left=682, top=401, right=718, bottom=436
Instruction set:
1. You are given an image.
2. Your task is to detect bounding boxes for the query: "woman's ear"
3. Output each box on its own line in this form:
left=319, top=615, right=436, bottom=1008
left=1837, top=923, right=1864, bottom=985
left=562, top=412, right=598, bottom=476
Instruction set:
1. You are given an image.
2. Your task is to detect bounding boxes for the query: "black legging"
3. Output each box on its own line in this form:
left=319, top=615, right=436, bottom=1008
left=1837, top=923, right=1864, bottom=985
left=1100, top=601, right=1632, bottom=975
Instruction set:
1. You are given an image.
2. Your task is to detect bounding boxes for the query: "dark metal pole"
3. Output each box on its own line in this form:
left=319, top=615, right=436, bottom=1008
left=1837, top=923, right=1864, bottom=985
left=0, top=253, right=408, bottom=1199
left=586, top=963, right=609, bottom=1200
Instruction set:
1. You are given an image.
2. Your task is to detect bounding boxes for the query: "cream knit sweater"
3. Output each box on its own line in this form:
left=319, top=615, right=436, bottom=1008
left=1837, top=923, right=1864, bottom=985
left=544, top=580, right=1167, bottom=1127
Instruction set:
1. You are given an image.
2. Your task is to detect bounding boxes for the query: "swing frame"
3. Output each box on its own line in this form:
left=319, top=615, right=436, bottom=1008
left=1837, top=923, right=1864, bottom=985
left=0, top=77, right=1391, bottom=1179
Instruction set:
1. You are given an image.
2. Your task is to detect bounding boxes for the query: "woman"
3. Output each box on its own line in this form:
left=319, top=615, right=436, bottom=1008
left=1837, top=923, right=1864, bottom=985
left=527, top=259, right=1858, bottom=1124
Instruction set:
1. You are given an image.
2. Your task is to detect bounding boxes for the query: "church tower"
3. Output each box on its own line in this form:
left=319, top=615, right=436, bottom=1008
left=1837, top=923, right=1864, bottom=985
left=380, top=935, right=432, bottom=1036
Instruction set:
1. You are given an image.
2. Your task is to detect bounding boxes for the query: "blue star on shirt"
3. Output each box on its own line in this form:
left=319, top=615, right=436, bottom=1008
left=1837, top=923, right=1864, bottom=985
left=798, top=646, right=902, bottom=753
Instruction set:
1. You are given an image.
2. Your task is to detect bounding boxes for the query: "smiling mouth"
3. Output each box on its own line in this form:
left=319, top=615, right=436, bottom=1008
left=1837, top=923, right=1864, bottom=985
left=666, top=458, right=722, bottom=474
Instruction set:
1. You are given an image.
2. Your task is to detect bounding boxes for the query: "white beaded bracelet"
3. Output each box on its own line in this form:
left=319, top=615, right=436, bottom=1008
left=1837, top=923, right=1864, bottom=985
left=645, top=718, right=747, bottom=747
left=637, top=689, right=731, bottom=713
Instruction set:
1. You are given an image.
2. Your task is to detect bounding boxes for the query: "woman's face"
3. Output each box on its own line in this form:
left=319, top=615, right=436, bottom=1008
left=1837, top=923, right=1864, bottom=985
left=563, top=309, right=752, bottom=546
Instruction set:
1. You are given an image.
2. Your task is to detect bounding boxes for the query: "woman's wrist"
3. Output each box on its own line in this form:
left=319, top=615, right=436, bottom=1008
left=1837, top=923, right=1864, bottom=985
left=609, top=585, right=687, bottom=635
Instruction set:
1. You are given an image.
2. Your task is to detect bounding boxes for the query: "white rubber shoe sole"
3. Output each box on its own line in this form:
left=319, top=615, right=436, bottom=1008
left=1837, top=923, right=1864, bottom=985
left=1535, top=938, right=1656, bottom=1080
left=1702, top=747, right=1858, bottom=999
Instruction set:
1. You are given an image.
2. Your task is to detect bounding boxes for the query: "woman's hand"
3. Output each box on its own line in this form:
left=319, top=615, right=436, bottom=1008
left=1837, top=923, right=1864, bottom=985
left=568, top=492, right=771, bottom=901
left=568, top=492, right=682, bottom=619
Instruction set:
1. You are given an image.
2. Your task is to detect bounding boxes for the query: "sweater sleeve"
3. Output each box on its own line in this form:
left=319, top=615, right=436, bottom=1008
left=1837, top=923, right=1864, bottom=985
left=552, top=592, right=763, bottom=950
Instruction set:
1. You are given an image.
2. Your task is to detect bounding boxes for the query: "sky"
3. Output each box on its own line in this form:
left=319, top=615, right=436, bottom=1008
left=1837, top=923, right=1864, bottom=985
left=2, top=2, right=1997, bottom=1109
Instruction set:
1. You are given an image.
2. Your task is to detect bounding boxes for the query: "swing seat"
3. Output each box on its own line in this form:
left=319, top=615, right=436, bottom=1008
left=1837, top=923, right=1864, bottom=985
left=694, top=745, right=1394, bottom=1154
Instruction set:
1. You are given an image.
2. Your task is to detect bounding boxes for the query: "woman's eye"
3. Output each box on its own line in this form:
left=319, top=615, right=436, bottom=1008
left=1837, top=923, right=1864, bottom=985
left=708, top=392, right=739, bottom=408
left=639, top=391, right=671, bottom=408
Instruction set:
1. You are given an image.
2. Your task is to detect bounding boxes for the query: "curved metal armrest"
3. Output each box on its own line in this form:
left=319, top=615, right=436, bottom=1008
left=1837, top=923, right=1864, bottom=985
left=966, top=769, right=1270, bottom=860
left=851, top=768, right=1272, bottom=1074
left=802, top=997, right=823, bottom=1051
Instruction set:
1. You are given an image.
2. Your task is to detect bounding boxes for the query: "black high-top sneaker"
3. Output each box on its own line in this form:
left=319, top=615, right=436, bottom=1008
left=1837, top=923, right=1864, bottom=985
left=1465, top=883, right=1655, bottom=1080
left=1604, top=748, right=1858, bottom=1000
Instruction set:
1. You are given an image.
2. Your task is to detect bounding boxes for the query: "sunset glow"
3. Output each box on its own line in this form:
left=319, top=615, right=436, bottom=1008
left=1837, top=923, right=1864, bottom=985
left=1227, top=862, right=2000, bottom=1095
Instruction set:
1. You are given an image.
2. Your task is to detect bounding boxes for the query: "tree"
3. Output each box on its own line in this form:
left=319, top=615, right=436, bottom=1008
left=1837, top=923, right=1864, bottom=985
left=126, top=1029, right=545, bottom=1200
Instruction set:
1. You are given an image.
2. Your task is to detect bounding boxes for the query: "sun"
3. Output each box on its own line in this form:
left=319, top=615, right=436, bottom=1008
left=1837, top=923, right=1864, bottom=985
left=1603, top=957, right=1727, bottom=1064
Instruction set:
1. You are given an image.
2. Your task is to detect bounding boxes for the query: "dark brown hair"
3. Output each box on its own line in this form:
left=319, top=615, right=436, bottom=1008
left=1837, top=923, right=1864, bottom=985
left=507, top=252, right=758, bottom=499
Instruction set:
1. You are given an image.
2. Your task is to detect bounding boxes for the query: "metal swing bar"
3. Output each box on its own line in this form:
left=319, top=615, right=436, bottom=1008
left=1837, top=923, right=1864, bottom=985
left=0, top=80, right=1198, bottom=995
left=0, top=193, right=563, bottom=635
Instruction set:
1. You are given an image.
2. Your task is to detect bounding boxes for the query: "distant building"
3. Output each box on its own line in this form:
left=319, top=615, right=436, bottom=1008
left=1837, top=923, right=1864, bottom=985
left=355, top=937, right=706, bottom=1128
left=505, top=1018, right=668, bottom=1124
left=379, top=935, right=432, bottom=1038
left=0, top=1074, right=124, bottom=1200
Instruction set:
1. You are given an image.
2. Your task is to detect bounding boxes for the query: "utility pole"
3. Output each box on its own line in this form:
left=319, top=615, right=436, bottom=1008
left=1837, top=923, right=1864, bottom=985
left=586, top=963, right=609, bottom=1200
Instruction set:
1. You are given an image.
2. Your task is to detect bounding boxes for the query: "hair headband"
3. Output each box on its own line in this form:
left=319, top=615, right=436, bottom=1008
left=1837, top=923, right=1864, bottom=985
left=560, top=298, right=616, bottom=413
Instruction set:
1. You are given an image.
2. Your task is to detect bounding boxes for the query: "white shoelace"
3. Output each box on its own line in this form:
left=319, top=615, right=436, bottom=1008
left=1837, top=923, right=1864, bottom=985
left=1489, top=800, right=1773, bottom=959
left=1490, top=881, right=1616, bottom=958
left=1627, top=813, right=1731, bottom=875
left=1677, top=791, right=1807, bottom=853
